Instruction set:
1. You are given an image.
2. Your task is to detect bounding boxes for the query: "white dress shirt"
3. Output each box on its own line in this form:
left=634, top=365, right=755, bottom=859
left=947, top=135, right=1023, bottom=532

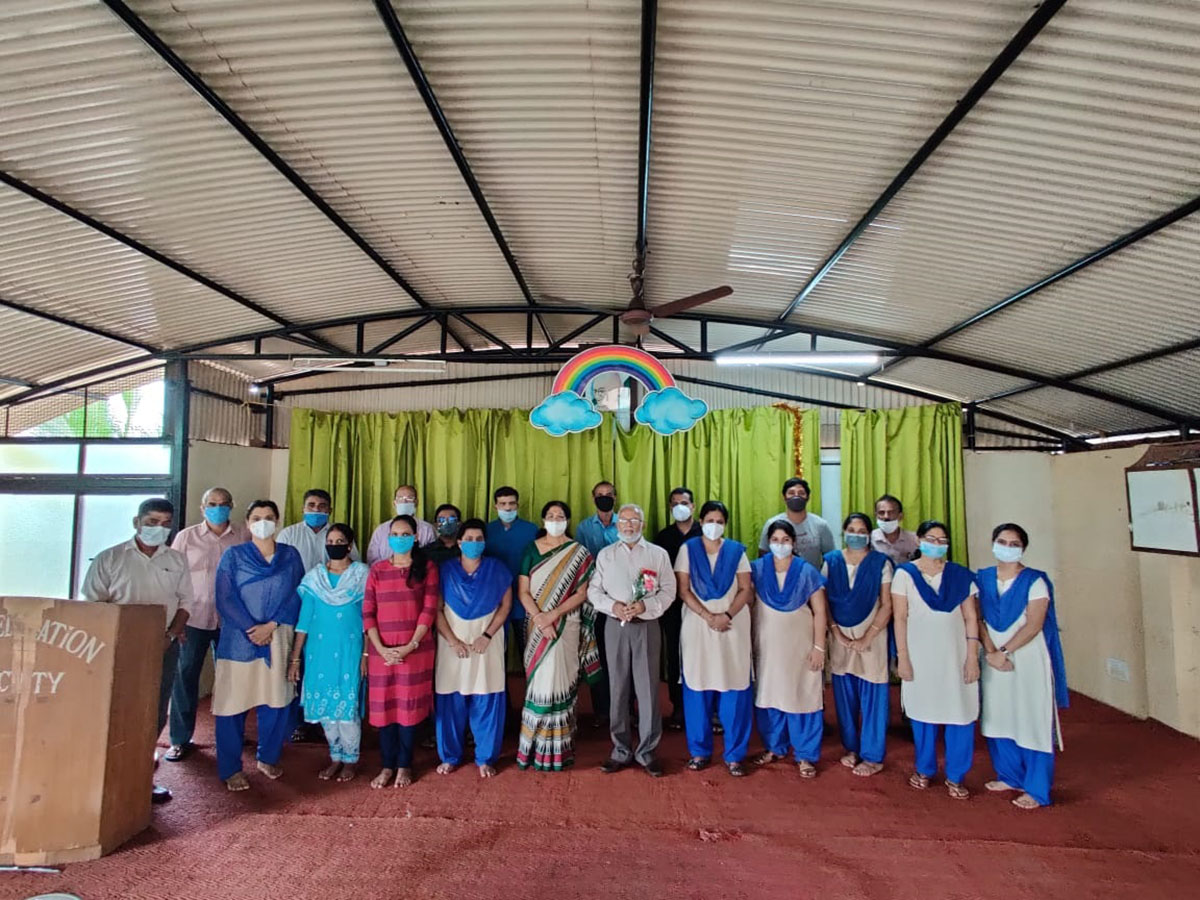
left=276, top=521, right=361, bottom=571
left=80, top=536, right=195, bottom=627
left=588, top=537, right=677, bottom=622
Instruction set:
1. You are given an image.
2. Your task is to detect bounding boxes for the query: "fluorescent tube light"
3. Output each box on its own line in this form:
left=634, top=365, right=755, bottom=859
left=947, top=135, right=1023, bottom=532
left=715, top=353, right=882, bottom=367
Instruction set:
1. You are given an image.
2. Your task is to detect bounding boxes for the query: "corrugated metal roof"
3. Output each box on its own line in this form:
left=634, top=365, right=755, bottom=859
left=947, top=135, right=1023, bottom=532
left=0, top=305, right=143, bottom=387
left=983, top=386, right=1170, bottom=437
left=879, top=357, right=1036, bottom=403
left=1078, top=349, right=1200, bottom=420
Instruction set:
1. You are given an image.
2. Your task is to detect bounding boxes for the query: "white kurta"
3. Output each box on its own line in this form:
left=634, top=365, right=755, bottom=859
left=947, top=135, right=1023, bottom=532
left=980, top=575, right=1060, bottom=753
left=676, top=543, right=752, bottom=692
left=753, top=571, right=823, bottom=713
left=893, top=567, right=979, bottom=725
left=823, top=557, right=892, bottom=684
left=211, top=625, right=296, bottom=715
left=435, top=607, right=506, bottom=696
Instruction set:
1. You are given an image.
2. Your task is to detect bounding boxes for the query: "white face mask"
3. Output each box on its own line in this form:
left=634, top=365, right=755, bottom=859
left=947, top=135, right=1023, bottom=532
left=671, top=503, right=692, bottom=523
left=395, top=501, right=417, bottom=517
left=876, top=518, right=900, bottom=534
left=993, top=543, right=1024, bottom=564
left=768, top=542, right=793, bottom=560
left=544, top=520, right=567, bottom=537
left=138, top=524, right=170, bottom=547
left=701, top=522, right=724, bottom=542
left=249, top=519, right=277, bottom=540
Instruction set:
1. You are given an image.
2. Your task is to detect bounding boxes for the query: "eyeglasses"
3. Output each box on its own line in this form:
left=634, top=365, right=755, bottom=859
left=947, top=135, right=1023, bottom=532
left=922, top=536, right=949, bottom=545
left=617, top=518, right=642, bottom=526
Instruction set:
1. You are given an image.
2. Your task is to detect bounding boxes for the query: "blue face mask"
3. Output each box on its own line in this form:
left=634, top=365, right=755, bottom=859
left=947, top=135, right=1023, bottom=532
left=497, top=508, right=518, bottom=524
left=388, top=534, right=416, bottom=555
left=460, top=540, right=486, bottom=560
left=844, top=532, right=870, bottom=551
left=920, top=541, right=949, bottom=560
left=304, top=511, right=329, bottom=529
left=203, top=505, right=231, bottom=526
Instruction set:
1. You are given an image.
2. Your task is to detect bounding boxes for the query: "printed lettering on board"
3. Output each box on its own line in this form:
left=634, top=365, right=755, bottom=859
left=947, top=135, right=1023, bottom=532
left=0, top=610, right=108, bottom=696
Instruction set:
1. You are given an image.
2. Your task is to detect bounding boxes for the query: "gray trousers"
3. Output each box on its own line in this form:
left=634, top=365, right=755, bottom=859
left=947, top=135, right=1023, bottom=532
left=605, top=615, right=662, bottom=766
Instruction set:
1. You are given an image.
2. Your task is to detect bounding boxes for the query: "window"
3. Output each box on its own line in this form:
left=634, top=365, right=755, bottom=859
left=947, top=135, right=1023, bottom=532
left=0, top=494, right=75, bottom=598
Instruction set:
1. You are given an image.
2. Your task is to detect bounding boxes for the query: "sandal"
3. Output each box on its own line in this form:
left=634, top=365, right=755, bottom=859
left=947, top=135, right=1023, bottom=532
left=908, top=772, right=931, bottom=790
left=686, top=756, right=711, bottom=772
left=946, top=781, right=970, bottom=801
left=1012, top=793, right=1041, bottom=810
left=796, top=760, right=817, bottom=779
left=727, top=762, right=747, bottom=777
left=224, top=772, right=250, bottom=792
left=753, top=751, right=784, bottom=766
left=164, top=743, right=190, bottom=762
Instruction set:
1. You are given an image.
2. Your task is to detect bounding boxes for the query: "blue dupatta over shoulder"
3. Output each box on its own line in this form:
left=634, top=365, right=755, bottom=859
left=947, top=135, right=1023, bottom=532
left=978, top=566, right=1069, bottom=708
left=684, top=537, right=745, bottom=601
left=750, top=555, right=824, bottom=612
left=824, top=549, right=889, bottom=628
left=897, top=561, right=976, bottom=613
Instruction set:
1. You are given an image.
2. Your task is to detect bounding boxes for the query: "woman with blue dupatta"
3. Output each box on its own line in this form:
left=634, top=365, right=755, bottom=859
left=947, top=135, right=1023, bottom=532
left=892, top=520, right=981, bottom=800
left=516, top=500, right=598, bottom=771
left=978, top=523, right=1068, bottom=809
left=675, top=501, right=754, bottom=777
left=287, top=523, right=368, bottom=784
left=212, top=500, right=306, bottom=792
left=823, top=513, right=893, bottom=777
left=751, top=520, right=829, bottom=778
left=435, top=518, right=513, bottom=779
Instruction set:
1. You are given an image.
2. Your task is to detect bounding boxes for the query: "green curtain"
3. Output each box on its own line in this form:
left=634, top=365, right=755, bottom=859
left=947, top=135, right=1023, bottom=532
left=287, top=405, right=797, bottom=554
left=840, top=403, right=968, bottom=563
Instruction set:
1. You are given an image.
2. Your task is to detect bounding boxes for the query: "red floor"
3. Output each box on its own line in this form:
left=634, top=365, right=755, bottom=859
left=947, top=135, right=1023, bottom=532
left=4, top=688, right=1198, bottom=900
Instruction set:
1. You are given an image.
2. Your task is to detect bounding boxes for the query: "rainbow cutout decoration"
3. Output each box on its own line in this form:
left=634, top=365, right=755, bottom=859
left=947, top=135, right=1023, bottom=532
left=531, top=345, right=708, bottom=437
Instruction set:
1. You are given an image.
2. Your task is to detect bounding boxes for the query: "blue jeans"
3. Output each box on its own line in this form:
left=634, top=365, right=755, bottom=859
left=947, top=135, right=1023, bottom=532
left=169, top=625, right=219, bottom=746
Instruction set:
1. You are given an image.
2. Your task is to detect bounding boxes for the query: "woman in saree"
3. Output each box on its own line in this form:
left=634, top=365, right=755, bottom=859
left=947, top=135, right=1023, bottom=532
left=288, top=523, right=369, bottom=783
left=212, top=499, right=306, bottom=792
left=515, top=500, right=598, bottom=771
left=823, top=512, right=893, bottom=777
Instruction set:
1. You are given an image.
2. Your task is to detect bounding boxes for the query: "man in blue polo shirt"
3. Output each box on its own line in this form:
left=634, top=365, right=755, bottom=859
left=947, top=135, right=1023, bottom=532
left=485, top=486, right=539, bottom=727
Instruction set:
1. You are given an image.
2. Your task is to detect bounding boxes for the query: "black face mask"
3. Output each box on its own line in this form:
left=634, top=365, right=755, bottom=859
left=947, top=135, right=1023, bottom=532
left=325, top=544, right=351, bottom=560
left=594, top=495, right=615, bottom=513
left=785, top=496, right=808, bottom=513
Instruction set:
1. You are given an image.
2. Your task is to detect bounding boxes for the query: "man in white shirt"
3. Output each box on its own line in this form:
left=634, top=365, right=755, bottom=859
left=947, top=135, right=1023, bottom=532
left=871, top=493, right=919, bottom=565
left=759, top=477, right=835, bottom=568
left=80, top=497, right=195, bottom=804
left=165, top=487, right=249, bottom=761
left=365, top=483, right=437, bottom=564
left=276, top=488, right=360, bottom=570
left=588, top=503, right=677, bottom=777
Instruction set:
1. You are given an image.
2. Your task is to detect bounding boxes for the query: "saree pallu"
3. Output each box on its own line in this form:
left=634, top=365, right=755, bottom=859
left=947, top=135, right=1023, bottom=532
left=517, top=541, right=597, bottom=771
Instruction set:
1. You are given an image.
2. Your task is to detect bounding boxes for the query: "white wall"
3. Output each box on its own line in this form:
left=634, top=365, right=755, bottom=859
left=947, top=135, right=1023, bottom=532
left=184, top=442, right=283, bottom=528
left=964, top=447, right=1200, bottom=738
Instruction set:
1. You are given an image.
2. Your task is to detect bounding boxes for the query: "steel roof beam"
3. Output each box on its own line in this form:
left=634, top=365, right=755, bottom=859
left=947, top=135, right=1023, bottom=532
left=99, top=0, right=471, bottom=351
left=372, top=0, right=550, bottom=344
left=771, top=0, right=1068, bottom=325
left=636, top=0, right=658, bottom=260
left=366, top=314, right=437, bottom=356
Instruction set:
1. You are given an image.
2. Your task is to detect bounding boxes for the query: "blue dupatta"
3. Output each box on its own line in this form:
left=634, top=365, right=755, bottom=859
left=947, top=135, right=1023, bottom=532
left=824, top=549, right=889, bottom=628
left=750, top=555, right=824, bottom=612
left=897, top=561, right=976, bottom=613
left=978, top=566, right=1070, bottom=709
left=214, top=542, right=306, bottom=665
left=441, top=556, right=509, bottom=621
left=684, top=537, right=745, bottom=601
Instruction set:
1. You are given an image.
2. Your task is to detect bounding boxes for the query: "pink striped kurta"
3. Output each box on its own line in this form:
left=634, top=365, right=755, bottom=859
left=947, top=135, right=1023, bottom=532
left=363, top=561, right=439, bottom=727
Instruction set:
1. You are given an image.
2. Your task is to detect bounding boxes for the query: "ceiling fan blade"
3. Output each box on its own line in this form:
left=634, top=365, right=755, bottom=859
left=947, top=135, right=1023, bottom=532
left=649, top=285, right=733, bottom=319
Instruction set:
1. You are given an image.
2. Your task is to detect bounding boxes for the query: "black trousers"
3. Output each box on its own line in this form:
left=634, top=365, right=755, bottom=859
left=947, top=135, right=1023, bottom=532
left=659, top=600, right=683, bottom=714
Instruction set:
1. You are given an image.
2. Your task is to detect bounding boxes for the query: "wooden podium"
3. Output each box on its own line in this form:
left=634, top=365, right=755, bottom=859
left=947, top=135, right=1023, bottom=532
left=0, top=597, right=164, bottom=865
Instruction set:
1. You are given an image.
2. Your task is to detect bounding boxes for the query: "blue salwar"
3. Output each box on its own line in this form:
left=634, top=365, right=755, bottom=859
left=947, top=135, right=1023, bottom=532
left=986, top=737, right=1054, bottom=806
left=683, top=677, right=753, bottom=764
left=755, top=707, right=823, bottom=763
left=832, top=674, right=889, bottom=764
left=436, top=692, right=506, bottom=767
left=911, top=720, right=975, bottom=783
left=215, top=705, right=292, bottom=781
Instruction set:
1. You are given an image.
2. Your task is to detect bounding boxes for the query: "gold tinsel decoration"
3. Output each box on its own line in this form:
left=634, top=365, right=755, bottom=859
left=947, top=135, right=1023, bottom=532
left=773, top=402, right=805, bottom=478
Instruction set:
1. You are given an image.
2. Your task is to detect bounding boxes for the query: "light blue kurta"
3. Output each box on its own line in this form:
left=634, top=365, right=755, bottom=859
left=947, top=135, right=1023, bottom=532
left=296, top=563, right=368, bottom=725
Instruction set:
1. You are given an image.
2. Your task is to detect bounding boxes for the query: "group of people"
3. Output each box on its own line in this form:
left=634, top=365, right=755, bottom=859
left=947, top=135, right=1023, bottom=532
left=79, top=476, right=1068, bottom=810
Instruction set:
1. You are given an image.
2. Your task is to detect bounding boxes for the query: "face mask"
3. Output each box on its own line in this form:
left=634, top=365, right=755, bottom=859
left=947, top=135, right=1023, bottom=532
left=497, top=508, right=518, bottom=524
left=203, top=505, right=231, bottom=526
left=768, top=542, right=793, bottom=559
left=618, top=530, right=641, bottom=545
left=395, top=501, right=416, bottom=517
left=594, top=495, right=615, bottom=513
left=138, top=524, right=170, bottom=547
left=325, top=544, right=350, bottom=561
left=249, top=519, right=277, bottom=540
left=437, top=518, right=459, bottom=537
left=671, top=503, right=692, bottom=523
left=461, top=540, right=486, bottom=560
left=876, top=518, right=900, bottom=534
left=785, top=496, right=807, bottom=513
left=304, top=511, right=329, bottom=529
left=701, top=522, right=724, bottom=541
left=844, top=532, right=870, bottom=551
left=544, top=520, right=567, bottom=537
left=388, top=534, right=416, bottom=555
left=920, top=541, right=948, bottom=560
left=993, top=543, right=1024, bottom=564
